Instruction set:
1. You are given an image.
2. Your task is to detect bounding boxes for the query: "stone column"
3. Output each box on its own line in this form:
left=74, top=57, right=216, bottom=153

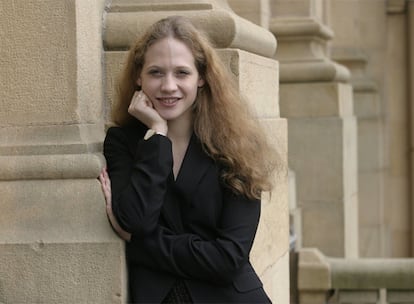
left=329, top=0, right=387, bottom=258
left=384, top=0, right=411, bottom=257
left=0, top=0, right=127, bottom=303
left=227, top=0, right=271, bottom=28
left=104, top=0, right=289, bottom=302
left=270, top=0, right=359, bottom=258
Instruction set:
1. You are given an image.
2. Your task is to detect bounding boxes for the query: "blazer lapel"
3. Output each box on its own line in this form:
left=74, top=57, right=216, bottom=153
left=160, top=134, right=214, bottom=233
left=174, top=133, right=215, bottom=205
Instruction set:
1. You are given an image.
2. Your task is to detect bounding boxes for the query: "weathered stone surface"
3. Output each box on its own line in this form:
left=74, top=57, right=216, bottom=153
left=104, top=0, right=277, bottom=57
left=280, top=82, right=358, bottom=258
left=0, top=242, right=126, bottom=303
left=1, top=0, right=289, bottom=302
left=298, top=248, right=331, bottom=290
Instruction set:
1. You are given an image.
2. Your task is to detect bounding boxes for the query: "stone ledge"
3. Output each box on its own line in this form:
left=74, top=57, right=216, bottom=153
left=332, top=48, right=378, bottom=93
left=109, top=1, right=213, bottom=12
left=270, top=17, right=334, bottom=40
left=269, top=17, right=350, bottom=83
left=104, top=6, right=277, bottom=57
left=0, top=124, right=105, bottom=155
left=0, top=153, right=105, bottom=181
left=298, top=248, right=332, bottom=290
left=329, top=257, right=414, bottom=289
left=387, top=0, right=407, bottom=14
left=280, top=60, right=350, bottom=83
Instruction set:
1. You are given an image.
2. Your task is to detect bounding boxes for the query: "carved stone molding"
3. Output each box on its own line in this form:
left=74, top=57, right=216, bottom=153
left=0, top=154, right=104, bottom=181
left=0, top=124, right=105, bottom=180
left=332, top=48, right=378, bottom=93
left=270, top=17, right=350, bottom=83
left=387, top=0, right=407, bottom=13
left=104, top=0, right=277, bottom=57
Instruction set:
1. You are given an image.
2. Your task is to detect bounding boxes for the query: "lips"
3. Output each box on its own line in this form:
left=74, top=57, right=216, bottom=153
left=157, top=97, right=181, bottom=106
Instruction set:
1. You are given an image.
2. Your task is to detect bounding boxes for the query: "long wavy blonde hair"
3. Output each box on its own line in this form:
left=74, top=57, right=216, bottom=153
left=112, top=16, right=279, bottom=199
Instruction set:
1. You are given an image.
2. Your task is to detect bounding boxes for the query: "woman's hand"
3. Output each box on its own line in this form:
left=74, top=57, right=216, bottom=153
left=128, top=91, right=168, bottom=135
left=99, top=168, right=131, bottom=242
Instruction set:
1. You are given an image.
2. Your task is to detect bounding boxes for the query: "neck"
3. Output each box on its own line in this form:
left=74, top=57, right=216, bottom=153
left=167, top=116, right=193, bottom=143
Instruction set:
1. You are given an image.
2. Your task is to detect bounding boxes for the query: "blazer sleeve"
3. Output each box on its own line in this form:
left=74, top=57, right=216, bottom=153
left=104, top=127, right=173, bottom=236
left=127, top=189, right=261, bottom=285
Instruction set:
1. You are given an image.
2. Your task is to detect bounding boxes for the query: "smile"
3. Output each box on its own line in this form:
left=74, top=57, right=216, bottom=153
left=157, top=97, right=181, bottom=106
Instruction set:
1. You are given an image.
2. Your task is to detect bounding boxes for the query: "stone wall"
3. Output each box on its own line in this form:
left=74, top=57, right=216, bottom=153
left=0, top=0, right=289, bottom=302
left=0, top=0, right=128, bottom=302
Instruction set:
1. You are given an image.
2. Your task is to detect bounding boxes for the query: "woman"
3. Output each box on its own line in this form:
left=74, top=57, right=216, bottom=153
left=99, top=15, right=278, bottom=303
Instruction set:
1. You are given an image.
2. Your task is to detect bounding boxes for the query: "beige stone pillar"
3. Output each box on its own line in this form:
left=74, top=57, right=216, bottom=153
left=270, top=0, right=359, bottom=258
left=227, top=0, right=271, bottom=28
left=385, top=0, right=411, bottom=257
left=104, top=1, right=289, bottom=302
left=297, top=248, right=332, bottom=304
left=329, top=0, right=387, bottom=258
left=0, top=0, right=127, bottom=303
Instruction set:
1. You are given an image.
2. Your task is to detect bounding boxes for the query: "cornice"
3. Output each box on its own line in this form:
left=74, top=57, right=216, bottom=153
left=104, top=1, right=277, bottom=58
left=270, top=16, right=349, bottom=83
left=331, top=48, right=378, bottom=93
left=387, top=0, right=407, bottom=14
left=270, top=17, right=334, bottom=40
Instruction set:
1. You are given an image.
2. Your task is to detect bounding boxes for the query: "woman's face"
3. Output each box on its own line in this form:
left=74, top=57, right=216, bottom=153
left=137, top=37, right=204, bottom=124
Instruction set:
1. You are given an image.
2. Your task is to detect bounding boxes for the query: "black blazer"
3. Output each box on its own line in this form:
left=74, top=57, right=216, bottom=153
left=104, top=121, right=271, bottom=303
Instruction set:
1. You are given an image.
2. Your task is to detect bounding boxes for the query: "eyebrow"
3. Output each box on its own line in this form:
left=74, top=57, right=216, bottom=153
left=145, top=64, right=194, bottom=70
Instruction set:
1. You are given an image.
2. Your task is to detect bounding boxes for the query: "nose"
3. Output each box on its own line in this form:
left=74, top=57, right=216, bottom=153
left=161, top=74, right=178, bottom=92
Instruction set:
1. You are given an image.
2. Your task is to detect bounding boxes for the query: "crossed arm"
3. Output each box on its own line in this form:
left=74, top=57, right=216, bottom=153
left=99, top=128, right=261, bottom=284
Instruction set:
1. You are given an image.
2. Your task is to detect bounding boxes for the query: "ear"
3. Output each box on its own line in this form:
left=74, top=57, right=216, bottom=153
left=136, top=77, right=142, bottom=87
left=198, top=77, right=205, bottom=88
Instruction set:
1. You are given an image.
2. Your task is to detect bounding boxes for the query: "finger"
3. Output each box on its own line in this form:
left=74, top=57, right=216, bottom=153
left=103, top=171, right=111, bottom=191
left=98, top=173, right=106, bottom=190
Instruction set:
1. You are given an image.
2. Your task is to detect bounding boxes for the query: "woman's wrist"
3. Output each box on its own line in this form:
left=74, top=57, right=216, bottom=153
left=151, top=123, right=168, bottom=136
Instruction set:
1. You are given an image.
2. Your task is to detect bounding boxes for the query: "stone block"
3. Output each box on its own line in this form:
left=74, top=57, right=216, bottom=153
left=359, top=226, right=386, bottom=258
left=301, top=200, right=345, bottom=257
left=0, top=242, right=126, bottom=304
left=358, top=118, right=384, bottom=172
left=298, top=248, right=331, bottom=290
left=250, top=117, right=289, bottom=302
left=354, top=92, right=381, bottom=118
left=228, top=0, right=270, bottom=29
left=387, top=291, right=414, bottom=303
left=338, top=290, right=379, bottom=303
left=280, top=82, right=353, bottom=118
left=270, top=0, right=325, bottom=20
left=0, top=179, right=126, bottom=303
left=252, top=118, right=289, bottom=271
left=280, top=82, right=358, bottom=257
left=288, top=116, right=357, bottom=201
left=0, top=0, right=105, bottom=126
left=104, top=51, right=127, bottom=124
left=299, top=291, right=330, bottom=304
left=259, top=251, right=290, bottom=304
left=0, top=179, right=118, bottom=244
left=217, top=49, right=280, bottom=118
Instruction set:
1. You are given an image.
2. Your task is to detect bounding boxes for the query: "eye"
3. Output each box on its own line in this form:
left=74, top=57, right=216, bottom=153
left=148, top=69, right=163, bottom=77
left=176, top=70, right=191, bottom=77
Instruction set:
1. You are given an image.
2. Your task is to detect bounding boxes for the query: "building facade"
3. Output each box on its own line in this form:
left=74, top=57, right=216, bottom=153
left=1, top=0, right=413, bottom=303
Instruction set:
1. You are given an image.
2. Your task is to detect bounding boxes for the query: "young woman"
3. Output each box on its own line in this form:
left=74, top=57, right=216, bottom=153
left=99, top=15, right=278, bottom=303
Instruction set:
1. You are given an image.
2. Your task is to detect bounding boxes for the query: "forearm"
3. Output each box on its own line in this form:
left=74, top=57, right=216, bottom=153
left=127, top=227, right=249, bottom=285
left=105, top=128, right=173, bottom=236
left=127, top=193, right=261, bottom=284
